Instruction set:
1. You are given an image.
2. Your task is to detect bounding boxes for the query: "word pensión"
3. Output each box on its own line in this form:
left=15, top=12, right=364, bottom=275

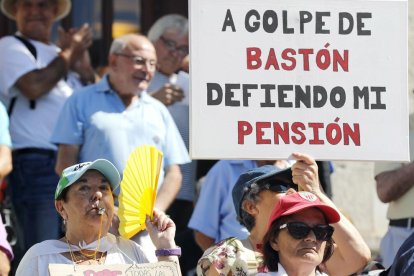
left=222, top=9, right=372, bottom=35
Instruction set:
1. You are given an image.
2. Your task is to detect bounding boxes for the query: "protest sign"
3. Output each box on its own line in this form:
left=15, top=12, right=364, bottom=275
left=190, top=0, right=408, bottom=161
left=49, top=261, right=180, bottom=276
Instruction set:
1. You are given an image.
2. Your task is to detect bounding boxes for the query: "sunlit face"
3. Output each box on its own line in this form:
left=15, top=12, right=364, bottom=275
left=14, top=0, right=58, bottom=43
left=154, top=30, right=188, bottom=75
left=271, top=208, right=327, bottom=270
left=57, top=170, right=115, bottom=235
left=110, top=38, right=157, bottom=96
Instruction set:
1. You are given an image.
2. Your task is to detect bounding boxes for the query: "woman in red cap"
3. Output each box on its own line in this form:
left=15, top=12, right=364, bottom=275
left=259, top=191, right=340, bottom=275
left=197, top=153, right=370, bottom=276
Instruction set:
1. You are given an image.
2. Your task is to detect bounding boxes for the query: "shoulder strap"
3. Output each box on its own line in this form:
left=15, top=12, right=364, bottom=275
left=10, top=35, right=37, bottom=114
left=7, top=97, right=17, bottom=116
left=13, top=35, right=37, bottom=59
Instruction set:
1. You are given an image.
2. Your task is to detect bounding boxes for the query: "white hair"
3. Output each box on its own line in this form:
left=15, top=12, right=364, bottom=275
left=147, top=14, right=188, bottom=43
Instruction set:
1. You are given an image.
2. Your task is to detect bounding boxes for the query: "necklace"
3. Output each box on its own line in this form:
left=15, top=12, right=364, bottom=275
left=65, top=237, right=107, bottom=264
left=65, top=213, right=105, bottom=263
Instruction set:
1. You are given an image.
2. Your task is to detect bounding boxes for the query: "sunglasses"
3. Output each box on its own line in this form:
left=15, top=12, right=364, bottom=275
left=279, top=221, right=334, bottom=241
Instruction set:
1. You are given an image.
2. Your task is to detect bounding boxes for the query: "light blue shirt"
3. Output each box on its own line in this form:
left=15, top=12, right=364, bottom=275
left=50, top=76, right=190, bottom=186
left=0, top=102, right=11, bottom=147
left=188, top=160, right=257, bottom=242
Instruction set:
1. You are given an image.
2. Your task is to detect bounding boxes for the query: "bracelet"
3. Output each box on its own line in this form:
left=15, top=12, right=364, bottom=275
left=155, top=247, right=181, bottom=257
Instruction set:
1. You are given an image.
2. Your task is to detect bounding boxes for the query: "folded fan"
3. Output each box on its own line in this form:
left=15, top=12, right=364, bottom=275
left=118, top=145, right=163, bottom=239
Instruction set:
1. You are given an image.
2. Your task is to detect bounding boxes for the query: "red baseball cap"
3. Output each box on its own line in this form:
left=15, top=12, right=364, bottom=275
left=268, top=192, right=340, bottom=229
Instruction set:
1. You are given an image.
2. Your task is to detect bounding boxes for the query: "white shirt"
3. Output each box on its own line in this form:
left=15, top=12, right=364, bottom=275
left=16, top=233, right=150, bottom=276
left=0, top=35, right=73, bottom=150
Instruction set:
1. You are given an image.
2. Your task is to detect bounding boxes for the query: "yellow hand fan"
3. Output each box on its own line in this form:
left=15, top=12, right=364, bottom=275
left=118, top=145, right=163, bottom=239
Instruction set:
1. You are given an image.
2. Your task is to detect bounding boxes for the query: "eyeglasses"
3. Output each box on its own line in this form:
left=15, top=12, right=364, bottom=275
left=159, top=36, right=189, bottom=57
left=260, top=182, right=289, bottom=193
left=114, top=53, right=157, bottom=71
left=279, top=221, right=334, bottom=241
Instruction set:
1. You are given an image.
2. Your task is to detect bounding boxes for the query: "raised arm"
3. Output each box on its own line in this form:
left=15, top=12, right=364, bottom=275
left=16, top=24, right=93, bottom=100
left=145, top=209, right=180, bottom=264
left=291, top=152, right=371, bottom=276
left=58, top=25, right=96, bottom=85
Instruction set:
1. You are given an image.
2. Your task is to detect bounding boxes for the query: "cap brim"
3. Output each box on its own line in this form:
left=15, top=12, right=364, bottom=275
left=1, top=0, right=71, bottom=21
left=87, top=159, right=120, bottom=192
left=281, top=203, right=340, bottom=224
left=235, top=167, right=295, bottom=222
left=257, top=167, right=296, bottom=189
left=55, top=159, right=120, bottom=199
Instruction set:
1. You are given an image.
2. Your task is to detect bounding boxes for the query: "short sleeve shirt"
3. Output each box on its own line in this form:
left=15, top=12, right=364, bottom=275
left=50, top=76, right=190, bottom=186
left=0, top=35, right=72, bottom=150
left=188, top=160, right=255, bottom=242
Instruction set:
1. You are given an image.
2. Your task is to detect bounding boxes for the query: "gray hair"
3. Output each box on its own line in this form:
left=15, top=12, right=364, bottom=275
left=109, top=34, right=133, bottom=54
left=147, top=14, right=188, bottom=43
left=239, top=183, right=267, bottom=231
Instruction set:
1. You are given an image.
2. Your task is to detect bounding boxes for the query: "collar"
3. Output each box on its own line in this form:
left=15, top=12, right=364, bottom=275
left=95, top=75, right=113, bottom=93
left=96, top=75, right=152, bottom=104
left=277, top=263, right=288, bottom=275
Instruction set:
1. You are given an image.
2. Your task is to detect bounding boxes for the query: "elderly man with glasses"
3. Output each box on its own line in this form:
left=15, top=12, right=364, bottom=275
left=50, top=34, right=190, bottom=261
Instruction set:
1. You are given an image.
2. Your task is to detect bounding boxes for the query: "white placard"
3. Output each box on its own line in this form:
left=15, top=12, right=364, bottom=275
left=190, top=0, right=408, bottom=161
left=49, top=261, right=180, bottom=276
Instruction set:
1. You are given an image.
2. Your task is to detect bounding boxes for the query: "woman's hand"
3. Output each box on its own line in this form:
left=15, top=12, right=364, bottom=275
left=291, top=152, right=322, bottom=194
left=145, top=209, right=177, bottom=249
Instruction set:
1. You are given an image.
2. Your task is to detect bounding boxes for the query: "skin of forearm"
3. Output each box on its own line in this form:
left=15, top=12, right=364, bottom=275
left=0, top=161, right=12, bottom=180
left=155, top=169, right=182, bottom=211
left=376, top=162, right=414, bottom=203
left=315, top=190, right=371, bottom=275
left=76, top=66, right=96, bottom=85
left=0, top=147, right=12, bottom=180
left=194, top=231, right=215, bottom=251
left=55, top=144, right=80, bottom=175
left=71, top=53, right=96, bottom=85
left=16, top=55, right=68, bottom=100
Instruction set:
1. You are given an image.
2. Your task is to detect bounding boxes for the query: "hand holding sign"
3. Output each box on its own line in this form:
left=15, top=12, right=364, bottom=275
left=291, top=152, right=322, bottom=194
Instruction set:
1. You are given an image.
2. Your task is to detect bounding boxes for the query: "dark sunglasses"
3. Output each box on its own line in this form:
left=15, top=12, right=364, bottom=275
left=262, top=183, right=289, bottom=193
left=279, top=221, right=334, bottom=241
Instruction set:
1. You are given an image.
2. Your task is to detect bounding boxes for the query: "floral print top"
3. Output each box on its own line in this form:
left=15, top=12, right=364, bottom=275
left=197, top=237, right=267, bottom=276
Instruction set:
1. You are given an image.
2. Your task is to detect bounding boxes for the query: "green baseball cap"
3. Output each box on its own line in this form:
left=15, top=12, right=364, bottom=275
left=55, top=159, right=120, bottom=199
